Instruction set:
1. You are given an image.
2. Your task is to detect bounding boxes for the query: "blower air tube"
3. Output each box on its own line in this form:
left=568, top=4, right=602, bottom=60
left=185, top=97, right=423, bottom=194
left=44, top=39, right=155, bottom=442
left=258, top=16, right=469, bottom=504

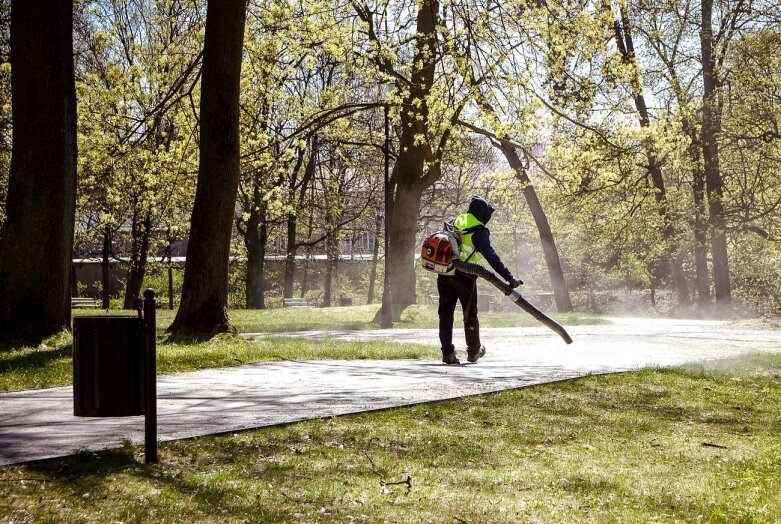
left=453, top=260, right=573, bottom=345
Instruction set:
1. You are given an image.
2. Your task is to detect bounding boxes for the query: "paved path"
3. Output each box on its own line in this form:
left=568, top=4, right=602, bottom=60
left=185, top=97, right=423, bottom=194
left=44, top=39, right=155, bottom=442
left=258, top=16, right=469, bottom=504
left=1, top=318, right=780, bottom=465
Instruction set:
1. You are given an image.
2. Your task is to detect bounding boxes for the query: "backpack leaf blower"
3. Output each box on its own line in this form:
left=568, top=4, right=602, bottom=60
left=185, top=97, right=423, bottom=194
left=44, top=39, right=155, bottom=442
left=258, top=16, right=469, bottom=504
left=421, top=231, right=573, bottom=345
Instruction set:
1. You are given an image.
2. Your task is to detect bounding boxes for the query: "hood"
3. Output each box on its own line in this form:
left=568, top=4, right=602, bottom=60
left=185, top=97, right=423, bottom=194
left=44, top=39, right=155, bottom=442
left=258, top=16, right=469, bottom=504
left=467, top=196, right=494, bottom=224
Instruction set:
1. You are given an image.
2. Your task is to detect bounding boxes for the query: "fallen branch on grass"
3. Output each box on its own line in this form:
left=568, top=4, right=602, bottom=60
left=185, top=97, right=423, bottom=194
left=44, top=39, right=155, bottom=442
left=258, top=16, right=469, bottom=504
left=382, top=475, right=412, bottom=491
left=701, top=442, right=728, bottom=449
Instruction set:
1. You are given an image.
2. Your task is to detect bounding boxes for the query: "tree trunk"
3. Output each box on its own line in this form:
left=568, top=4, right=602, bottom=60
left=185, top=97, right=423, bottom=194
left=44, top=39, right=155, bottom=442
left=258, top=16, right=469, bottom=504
left=0, top=0, right=77, bottom=341
left=387, top=182, right=423, bottom=309
left=245, top=221, right=267, bottom=309
left=101, top=226, right=111, bottom=309
left=167, top=263, right=174, bottom=309
left=384, top=0, right=439, bottom=311
left=692, top=166, right=711, bottom=306
left=613, top=5, right=688, bottom=306
left=700, top=0, right=731, bottom=308
left=123, top=212, right=152, bottom=309
left=367, top=213, right=382, bottom=304
left=655, top=23, right=712, bottom=311
left=244, top=190, right=267, bottom=309
left=168, top=0, right=246, bottom=336
left=322, top=229, right=338, bottom=307
left=283, top=213, right=296, bottom=298
left=283, top=139, right=317, bottom=299
left=499, top=145, right=573, bottom=312
left=679, top=113, right=712, bottom=309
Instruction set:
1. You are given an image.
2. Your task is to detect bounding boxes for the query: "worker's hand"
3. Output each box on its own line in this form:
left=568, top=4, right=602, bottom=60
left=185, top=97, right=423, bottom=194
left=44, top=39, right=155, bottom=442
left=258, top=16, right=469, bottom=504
left=508, top=277, right=523, bottom=289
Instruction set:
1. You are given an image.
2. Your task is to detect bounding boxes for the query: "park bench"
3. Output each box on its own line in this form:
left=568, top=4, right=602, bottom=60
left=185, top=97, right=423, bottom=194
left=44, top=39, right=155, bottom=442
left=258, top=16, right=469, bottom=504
left=71, top=297, right=100, bottom=309
left=282, top=297, right=313, bottom=308
left=429, top=294, right=439, bottom=305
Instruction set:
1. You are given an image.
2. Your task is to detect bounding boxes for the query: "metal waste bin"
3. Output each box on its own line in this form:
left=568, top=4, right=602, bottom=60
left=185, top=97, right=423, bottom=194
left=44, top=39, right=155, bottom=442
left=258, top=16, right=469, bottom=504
left=73, top=315, right=146, bottom=417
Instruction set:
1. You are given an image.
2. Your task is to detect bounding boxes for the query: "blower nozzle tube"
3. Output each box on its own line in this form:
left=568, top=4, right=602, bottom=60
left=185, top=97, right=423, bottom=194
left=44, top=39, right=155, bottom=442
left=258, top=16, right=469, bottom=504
left=453, top=260, right=573, bottom=344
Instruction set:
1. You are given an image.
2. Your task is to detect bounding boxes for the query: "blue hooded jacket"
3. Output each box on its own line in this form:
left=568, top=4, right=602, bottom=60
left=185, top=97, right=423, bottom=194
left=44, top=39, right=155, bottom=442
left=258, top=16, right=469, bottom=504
left=466, top=196, right=515, bottom=282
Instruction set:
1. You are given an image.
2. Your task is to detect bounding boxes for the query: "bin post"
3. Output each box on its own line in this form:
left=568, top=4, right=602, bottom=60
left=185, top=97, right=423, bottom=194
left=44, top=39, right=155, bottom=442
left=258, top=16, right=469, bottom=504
left=143, top=288, right=157, bottom=464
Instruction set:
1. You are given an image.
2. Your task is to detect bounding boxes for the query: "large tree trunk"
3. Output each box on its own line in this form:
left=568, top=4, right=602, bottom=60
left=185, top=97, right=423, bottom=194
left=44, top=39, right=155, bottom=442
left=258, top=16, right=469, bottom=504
left=614, top=5, right=688, bottom=306
left=0, top=0, right=77, bottom=341
left=499, top=145, right=573, bottom=312
left=168, top=0, right=246, bottom=336
left=386, top=182, right=423, bottom=309
left=123, top=211, right=152, bottom=309
left=700, top=0, right=731, bottom=308
left=384, top=0, right=439, bottom=310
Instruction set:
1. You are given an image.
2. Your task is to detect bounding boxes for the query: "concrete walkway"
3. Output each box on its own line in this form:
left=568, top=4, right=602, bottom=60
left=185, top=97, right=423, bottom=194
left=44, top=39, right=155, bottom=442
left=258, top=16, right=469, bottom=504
left=1, top=318, right=780, bottom=466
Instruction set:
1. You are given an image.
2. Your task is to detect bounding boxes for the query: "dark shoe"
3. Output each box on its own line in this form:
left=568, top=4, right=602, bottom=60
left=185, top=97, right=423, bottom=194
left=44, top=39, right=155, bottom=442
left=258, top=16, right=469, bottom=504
left=442, top=350, right=460, bottom=365
left=467, top=345, right=486, bottom=363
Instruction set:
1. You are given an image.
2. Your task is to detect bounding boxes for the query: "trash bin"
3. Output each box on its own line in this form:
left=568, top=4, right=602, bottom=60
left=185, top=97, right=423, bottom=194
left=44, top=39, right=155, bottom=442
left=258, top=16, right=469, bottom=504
left=73, top=315, right=146, bottom=417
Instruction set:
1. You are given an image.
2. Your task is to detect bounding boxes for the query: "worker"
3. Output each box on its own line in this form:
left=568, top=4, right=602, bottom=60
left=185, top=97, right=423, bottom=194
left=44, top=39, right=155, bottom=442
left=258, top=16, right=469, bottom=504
left=439, top=196, right=522, bottom=364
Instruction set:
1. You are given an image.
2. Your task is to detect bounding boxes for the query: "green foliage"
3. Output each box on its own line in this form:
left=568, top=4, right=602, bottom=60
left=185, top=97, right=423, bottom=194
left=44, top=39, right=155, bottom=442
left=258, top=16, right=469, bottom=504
left=731, top=233, right=781, bottom=317
left=609, top=254, right=652, bottom=290
left=0, top=0, right=780, bottom=319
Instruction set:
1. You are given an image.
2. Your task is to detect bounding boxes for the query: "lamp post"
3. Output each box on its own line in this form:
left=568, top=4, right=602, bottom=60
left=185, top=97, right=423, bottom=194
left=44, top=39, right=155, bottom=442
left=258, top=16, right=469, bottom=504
left=380, top=103, right=393, bottom=328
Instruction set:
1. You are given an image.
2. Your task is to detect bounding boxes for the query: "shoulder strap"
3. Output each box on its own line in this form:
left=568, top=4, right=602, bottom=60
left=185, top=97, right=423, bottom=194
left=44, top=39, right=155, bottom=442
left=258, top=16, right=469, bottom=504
left=460, top=224, right=486, bottom=235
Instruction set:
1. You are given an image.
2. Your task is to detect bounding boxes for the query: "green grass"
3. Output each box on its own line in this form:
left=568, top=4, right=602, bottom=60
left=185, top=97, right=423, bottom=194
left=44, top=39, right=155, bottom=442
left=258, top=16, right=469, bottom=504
left=2, top=352, right=780, bottom=522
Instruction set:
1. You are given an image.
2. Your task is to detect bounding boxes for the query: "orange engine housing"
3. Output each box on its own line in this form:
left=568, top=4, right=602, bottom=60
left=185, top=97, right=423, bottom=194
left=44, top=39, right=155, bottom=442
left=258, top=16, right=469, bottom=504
left=421, top=232, right=459, bottom=275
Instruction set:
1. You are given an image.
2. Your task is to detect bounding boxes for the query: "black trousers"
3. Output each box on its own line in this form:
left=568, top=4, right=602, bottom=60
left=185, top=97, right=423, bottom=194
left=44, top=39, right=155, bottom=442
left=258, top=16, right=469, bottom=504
left=437, top=273, right=481, bottom=352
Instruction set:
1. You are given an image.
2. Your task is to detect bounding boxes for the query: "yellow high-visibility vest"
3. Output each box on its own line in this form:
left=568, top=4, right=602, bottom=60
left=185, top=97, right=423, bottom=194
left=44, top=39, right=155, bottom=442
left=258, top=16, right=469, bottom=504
left=453, top=213, right=485, bottom=263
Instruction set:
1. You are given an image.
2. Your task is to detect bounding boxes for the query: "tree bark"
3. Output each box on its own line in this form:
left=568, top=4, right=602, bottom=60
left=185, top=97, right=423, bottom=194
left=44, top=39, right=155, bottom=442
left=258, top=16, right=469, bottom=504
left=322, top=231, right=337, bottom=307
left=499, top=145, right=573, bottom=312
left=123, top=211, right=152, bottom=309
left=385, top=0, right=439, bottom=310
left=101, top=226, right=111, bottom=309
left=367, top=213, right=382, bottom=304
left=682, top=118, right=711, bottom=307
left=168, top=0, right=246, bottom=335
left=284, top=139, right=317, bottom=298
left=387, top=182, right=423, bottom=309
left=283, top=213, right=297, bottom=298
left=0, top=0, right=77, bottom=341
left=692, top=163, right=711, bottom=306
left=244, top=184, right=267, bottom=309
left=700, top=0, right=731, bottom=308
left=654, top=28, right=712, bottom=310
left=613, top=5, right=688, bottom=305
left=167, top=248, right=174, bottom=310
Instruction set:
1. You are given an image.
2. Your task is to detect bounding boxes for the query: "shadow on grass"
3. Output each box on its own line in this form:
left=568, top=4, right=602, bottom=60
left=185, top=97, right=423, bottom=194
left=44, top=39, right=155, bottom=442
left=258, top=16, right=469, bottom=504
left=163, top=330, right=237, bottom=346
left=20, top=445, right=140, bottom=493
left=0, top=346, right=72, bottom=374
left=0, top=334, right=63, bottom=352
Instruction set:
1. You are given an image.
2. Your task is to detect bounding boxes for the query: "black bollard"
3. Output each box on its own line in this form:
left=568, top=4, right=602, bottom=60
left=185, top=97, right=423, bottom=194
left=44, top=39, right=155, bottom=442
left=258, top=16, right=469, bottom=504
left=143, top=289, right=158, bottom=464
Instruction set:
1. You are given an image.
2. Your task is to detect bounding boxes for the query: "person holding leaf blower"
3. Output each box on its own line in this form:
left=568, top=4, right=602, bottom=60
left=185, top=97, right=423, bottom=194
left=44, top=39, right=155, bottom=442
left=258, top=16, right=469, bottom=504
left=438, top=196, right=523, bottom=365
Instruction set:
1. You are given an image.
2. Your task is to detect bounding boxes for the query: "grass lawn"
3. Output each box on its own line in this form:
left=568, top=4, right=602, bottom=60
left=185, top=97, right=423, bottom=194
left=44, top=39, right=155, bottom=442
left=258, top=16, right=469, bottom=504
left=0, top=305, right=598, bottom=392
left=2, top=352, right=780, bottom=522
